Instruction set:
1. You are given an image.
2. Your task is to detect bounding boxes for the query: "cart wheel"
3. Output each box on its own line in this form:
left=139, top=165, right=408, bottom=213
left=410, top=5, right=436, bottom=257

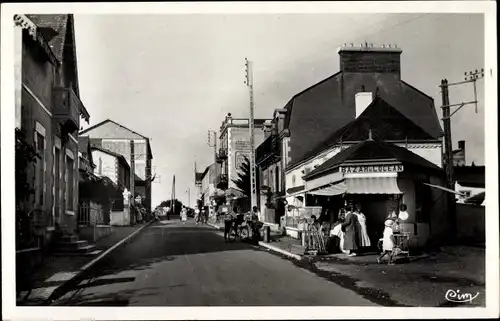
left=228, top=226, right=237, bottom=242
left=240, top=226, right=249, bottom=240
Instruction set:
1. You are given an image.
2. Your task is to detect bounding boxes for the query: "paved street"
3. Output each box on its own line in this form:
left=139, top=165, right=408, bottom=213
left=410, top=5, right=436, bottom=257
left=54, top=219, right=376, bottom=306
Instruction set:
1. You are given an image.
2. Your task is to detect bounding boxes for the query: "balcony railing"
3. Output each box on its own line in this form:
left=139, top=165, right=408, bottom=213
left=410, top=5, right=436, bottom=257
left=216, top=148, right=228, bottom=163
left=256, top=134, right=281, bottom=166
left=215, top=173, right=228, bottom=189
left=52, top=86, right=86, bottom=133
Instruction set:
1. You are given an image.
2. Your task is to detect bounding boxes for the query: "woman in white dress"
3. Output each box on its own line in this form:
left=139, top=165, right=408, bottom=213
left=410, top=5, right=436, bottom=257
left=181, top=206, right=188, bottom=223
left=354, top=205, right=371, bottom=247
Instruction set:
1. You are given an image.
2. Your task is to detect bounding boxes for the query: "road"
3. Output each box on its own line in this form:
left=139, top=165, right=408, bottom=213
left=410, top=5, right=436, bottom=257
left=55, top=219, right=377, bottom=306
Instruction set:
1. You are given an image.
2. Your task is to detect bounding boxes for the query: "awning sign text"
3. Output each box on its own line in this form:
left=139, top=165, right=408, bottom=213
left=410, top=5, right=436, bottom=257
left=341, top=164, right=404, bottom=174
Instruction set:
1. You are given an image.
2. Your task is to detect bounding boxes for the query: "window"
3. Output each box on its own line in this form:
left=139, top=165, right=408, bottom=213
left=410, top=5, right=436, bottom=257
left=66, top=156, right=74, bottom=211
left=54, top=147, right=61, bottom=217
left=35, top=132, right=45, bottom=206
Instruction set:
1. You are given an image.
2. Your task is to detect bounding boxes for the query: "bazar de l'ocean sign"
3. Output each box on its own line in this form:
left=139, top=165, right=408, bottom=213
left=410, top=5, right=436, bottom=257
left=340, top=164, right=404, bottom=174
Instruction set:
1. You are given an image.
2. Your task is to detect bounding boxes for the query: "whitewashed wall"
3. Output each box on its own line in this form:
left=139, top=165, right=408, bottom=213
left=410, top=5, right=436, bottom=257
left=284, top=142, right=443, bottom=197
left=394, top=143, right=442, bottom=168
left=92, top=150, right=118, bottom=184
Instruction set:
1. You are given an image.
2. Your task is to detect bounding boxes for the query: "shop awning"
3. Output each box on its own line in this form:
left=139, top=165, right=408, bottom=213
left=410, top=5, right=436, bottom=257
left=423, top=182, right=466, bottom=196
left=346, top=176, right=402, bottom=194
left=309, top=181, right=347, bottom=196
left=307, top=174, right=402, bottom=196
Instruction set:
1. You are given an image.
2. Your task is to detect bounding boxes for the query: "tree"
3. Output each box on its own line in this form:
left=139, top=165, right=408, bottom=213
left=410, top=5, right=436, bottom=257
left=232, top=155, right=259, bottom=197
left=15, top=128, right=40, bottom=248
left=158, top=199, right=184, bottom=215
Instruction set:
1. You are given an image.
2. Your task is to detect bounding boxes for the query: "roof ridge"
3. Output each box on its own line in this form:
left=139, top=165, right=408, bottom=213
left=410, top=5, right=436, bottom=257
left=80, top=118, right=148, bottom=139
left=288, top=96, right=432, bottom=169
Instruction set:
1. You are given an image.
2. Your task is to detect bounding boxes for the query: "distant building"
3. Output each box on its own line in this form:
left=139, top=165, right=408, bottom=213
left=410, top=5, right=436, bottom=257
left=452, top=140, right=466, bottom=167
left=454, top=164, right=485, bottom=204
left=216, top=113, right=271, bottom=211
left=199, top=163, right=221, bottom=210
left=79, top=119, right=154, bottom=214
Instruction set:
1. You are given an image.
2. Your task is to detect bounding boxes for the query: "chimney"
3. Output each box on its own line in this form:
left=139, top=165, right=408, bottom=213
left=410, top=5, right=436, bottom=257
left=337, top=43, right=402, bottom=76
left=458, top=140, right=465, bottom=151
left=355, top=92, right=373, bottom=118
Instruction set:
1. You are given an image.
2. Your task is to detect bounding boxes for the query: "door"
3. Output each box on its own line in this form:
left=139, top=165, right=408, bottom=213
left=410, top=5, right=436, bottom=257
left=54, top=147, right=61, bottom=223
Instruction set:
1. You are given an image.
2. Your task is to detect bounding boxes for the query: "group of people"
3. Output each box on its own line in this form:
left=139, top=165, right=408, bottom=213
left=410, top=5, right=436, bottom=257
left=330, top=204, right=371, bottom=257
left=179, top=206, right=209, bottom=224
left=223, top=206, right=260, bottom=242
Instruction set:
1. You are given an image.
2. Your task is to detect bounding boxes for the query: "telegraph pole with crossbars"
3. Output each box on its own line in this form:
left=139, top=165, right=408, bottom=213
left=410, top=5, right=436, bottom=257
left=439, top=68, right=484, bottom=242
left=244, top=58, right=257, bottom=210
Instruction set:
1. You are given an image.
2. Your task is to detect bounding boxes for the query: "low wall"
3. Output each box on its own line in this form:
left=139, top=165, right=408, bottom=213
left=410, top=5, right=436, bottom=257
left=16, top=247, right=43, bottom=293
left=79, top=225, right=113, bottom=242
left=110, top=210, right=130, bottom=226
left=457, top=203, right=485, bottom=244
left=285, top=227, right=301, bottom=239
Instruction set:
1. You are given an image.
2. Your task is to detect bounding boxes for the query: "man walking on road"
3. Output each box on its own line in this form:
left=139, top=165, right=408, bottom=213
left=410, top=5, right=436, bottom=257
left=224, top=206, right=237, bottom=242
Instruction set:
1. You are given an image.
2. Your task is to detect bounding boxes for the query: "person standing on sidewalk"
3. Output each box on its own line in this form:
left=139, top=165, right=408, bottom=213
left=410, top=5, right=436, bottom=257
left=341, top=205, right=359, bottom=257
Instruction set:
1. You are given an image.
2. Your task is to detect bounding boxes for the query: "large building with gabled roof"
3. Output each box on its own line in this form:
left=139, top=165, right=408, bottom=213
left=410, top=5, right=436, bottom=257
left=79, top=119, right=154, bottom=214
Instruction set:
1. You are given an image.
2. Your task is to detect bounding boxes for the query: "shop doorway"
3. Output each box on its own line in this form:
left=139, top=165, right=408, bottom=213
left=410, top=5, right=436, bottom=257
left=349, top=194, right=400, bottom=248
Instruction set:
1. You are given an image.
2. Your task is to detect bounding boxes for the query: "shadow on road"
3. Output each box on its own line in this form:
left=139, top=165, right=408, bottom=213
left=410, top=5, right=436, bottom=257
left=57, top=222, right=264, bottom=304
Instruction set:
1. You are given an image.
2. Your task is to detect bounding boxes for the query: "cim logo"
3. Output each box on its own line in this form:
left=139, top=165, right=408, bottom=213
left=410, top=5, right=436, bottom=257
left=445, top=289, right=479, bottom=303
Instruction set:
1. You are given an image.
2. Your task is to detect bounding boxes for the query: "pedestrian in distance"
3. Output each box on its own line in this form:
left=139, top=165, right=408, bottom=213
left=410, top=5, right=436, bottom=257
left=181, top=206, right=188, bottom=224
left=377, top=219, right=396, bottom=265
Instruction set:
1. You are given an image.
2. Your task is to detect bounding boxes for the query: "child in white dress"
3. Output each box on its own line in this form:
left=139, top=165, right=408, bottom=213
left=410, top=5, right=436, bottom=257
left=377, top=219, right=396, bottom=265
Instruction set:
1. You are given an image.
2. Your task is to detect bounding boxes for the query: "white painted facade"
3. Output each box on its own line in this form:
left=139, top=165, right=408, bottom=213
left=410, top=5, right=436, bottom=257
left=455, top=182, right=485, bottom=204
left=92, top=150, right=118, bottom=184
left=284, top=142, right=443, bottom=206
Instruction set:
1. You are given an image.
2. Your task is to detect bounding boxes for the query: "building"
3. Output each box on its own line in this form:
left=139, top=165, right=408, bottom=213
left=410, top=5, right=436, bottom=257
left=79, top=119, right=154, bottom=215
left=14, top=14, right=90, bottom=248
left=452, top=140, right=466, bottom=167
left=216, top=113, right=271, bottom=211
left=255, top=109, right=287, bottom=226
left=454, top=164, right=485, bottom=204
left=254, top=43, right=451, bottom=246
left=199, top=163, right=221, bottom=212
left=91, top=146, right=131, bottom=192
left=300, top=139, right=448, bottom=247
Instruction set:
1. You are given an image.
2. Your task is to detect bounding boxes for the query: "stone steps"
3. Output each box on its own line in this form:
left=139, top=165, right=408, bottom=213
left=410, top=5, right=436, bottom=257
left=53, top=229, right=99, bottom=257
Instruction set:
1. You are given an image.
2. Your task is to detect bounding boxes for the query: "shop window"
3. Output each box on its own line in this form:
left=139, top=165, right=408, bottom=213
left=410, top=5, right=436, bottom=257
left=35, top=132, right=45, bottom=206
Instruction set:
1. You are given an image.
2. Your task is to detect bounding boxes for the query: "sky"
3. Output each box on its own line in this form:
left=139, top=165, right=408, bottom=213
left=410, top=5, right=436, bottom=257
left=73, top=13, right=485, bottom=209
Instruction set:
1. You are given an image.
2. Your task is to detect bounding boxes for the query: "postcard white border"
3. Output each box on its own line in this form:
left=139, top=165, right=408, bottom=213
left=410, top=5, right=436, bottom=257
left=1, top=1, right=498, bottom=320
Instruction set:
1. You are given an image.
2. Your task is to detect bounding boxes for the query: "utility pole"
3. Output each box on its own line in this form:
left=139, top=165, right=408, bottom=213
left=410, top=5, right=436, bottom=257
left=245, top=57, right=257, bottom=210
left=439, top=68, right=484, bottom=243
left=171, top=175, right=176, bottom=215
left=130, top=140, right=135, bottom=224
left=187, top=188, right=191, bottom=208
left=207, top=130, right=217, bottom=163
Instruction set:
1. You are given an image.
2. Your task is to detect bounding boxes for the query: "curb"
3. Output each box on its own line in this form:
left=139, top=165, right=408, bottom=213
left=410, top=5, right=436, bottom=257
left=207, top=222, right=224, bottom=231
left=207, top=221, right=303, bottom=261
left=258, top=241, right=303, bottom=261
left=44, top=220, right=155, bottom=304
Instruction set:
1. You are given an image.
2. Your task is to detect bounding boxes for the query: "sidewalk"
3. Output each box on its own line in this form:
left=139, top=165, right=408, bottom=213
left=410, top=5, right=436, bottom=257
left=314, top=246, right=485, bottom=307
left=17, top=222, right=152, bottom=305
left=206, top=222, right=485, bottom=307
